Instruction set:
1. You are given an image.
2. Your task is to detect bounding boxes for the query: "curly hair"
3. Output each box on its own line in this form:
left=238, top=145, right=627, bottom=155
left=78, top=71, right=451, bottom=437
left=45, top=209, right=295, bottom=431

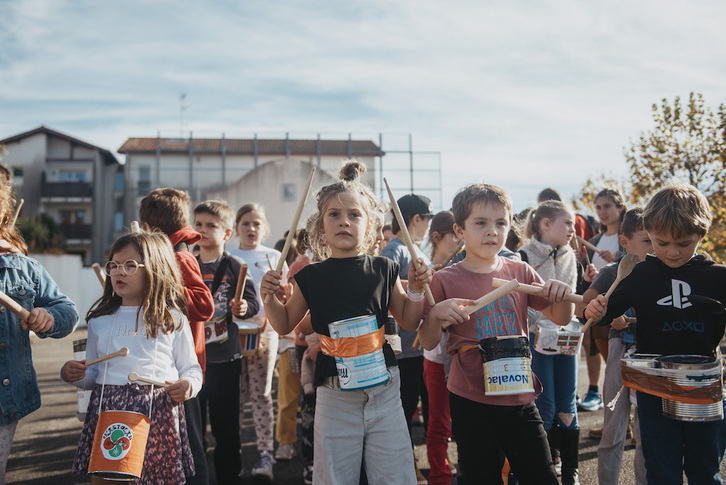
left=0, top=165, right=28, bottom=254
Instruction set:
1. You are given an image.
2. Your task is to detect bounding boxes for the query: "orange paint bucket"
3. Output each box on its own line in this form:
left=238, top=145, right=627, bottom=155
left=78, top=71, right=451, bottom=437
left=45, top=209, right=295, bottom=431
left=88, top=410, right=150, bottom=481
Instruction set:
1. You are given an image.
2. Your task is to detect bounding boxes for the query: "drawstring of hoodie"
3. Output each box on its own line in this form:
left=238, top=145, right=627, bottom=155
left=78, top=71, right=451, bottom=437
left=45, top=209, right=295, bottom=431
left=533, top=247, right=560, bottom=271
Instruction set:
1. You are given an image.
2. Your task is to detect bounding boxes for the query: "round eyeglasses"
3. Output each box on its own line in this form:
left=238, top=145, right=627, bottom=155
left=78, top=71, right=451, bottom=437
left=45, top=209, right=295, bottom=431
left=104, top=260, right=145, bottom=276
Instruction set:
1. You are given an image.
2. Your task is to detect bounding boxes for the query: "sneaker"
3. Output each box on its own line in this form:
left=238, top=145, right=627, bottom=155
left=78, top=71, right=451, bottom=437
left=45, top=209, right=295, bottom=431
left=578, top=390, right=603, bottom=411
left=252, top=450, right=275, bottom=481
left=275, top=443, right=296, bottom=460
left=589, top=426, right=603, bottom=439
left=303, top=461, right=313, bottom=485
left=414, top=454, right=428, bottom=484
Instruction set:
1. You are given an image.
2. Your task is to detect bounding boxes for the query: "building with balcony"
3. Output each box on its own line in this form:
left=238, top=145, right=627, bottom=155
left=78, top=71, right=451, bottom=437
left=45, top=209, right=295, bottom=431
left=0, top=126, right=123, bottom=265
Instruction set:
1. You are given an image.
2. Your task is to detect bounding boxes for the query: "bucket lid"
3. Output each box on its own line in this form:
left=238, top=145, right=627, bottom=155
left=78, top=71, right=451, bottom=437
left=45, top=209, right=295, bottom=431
left=658, top=355, right=717, bottom=370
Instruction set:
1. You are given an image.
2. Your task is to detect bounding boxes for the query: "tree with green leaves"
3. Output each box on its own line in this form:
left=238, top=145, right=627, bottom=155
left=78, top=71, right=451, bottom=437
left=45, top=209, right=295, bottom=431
left=16, top=214, right=66, bottom=254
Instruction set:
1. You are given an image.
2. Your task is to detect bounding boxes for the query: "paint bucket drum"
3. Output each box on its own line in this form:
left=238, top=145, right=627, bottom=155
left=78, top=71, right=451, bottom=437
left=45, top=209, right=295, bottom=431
left=384, top=316, right=402, bottom=354
left=479, top=336, right=534, bottom=396
left=534, top=327, right=582, bottom=356
left=237, top=319, right=264, bottom=357
left=328, top=314, right=389, bottom=391
left=657, top=355, right=723, bottom=422
left=74, top=339, right=92, bottom=422
left=88, top=410, right=150, bottom=481
left=622, top=353, right=661, bottom=369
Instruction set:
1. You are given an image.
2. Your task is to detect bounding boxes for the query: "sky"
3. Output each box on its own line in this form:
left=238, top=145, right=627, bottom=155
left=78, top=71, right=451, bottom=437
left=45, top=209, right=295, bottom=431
left=1, top=0, right=725, bottom=212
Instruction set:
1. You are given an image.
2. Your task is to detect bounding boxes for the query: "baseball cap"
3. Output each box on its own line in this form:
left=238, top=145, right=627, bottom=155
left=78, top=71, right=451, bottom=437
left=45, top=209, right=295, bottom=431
left=397, top=194, right=434, bottom=223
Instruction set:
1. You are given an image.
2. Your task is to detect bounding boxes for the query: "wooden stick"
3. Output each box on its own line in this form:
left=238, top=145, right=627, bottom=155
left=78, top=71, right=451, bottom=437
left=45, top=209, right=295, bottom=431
left=9, top=198, right=23, bottom=228
left=0, top=289, right=30, bottom=320
left=577, top=236, right=601, bottom=255
left=383, top=179, right=435, bottom=306
left=92, top=263, right=106, bottom=287
left=128, top=372, right=167, bottom=387
left=130, top=221, right=141, bottom=233
left=86, top=347, right=129, bottom=366
left=491, top=278, right=583, bottom=304
left=234, top=264, right=248, bottom=302
left=264, top=167, right=316, bottom=303
left=266, top=254, right=273, bottom=270
left=441, top=240, right=465, bottom=268
left=442, top=279, right=520, bottom=329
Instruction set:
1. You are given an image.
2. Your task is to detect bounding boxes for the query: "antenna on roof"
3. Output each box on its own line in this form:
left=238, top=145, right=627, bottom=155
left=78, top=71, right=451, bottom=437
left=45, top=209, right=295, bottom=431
left=179, top=93, right=188, bottom=137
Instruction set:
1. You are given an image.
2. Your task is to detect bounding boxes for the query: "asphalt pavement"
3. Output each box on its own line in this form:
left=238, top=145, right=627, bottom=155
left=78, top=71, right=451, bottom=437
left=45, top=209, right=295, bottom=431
left=4, top=328, right=715, bottom=484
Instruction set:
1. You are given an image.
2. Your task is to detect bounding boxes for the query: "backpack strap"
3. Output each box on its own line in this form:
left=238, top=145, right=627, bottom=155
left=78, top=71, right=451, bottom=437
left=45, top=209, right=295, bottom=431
left=518, top=249, right=529, bottom=263
left=174, top=240, right=190, bottom=253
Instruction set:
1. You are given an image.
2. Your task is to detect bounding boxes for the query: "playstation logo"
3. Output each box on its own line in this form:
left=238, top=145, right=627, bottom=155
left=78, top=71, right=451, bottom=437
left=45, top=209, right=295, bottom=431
left=656, top=279, right=692, bottom=309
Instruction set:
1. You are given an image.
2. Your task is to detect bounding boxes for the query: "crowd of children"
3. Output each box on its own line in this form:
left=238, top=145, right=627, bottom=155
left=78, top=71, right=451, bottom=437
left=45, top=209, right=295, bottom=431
left=1, top=158, right=726, bottom=485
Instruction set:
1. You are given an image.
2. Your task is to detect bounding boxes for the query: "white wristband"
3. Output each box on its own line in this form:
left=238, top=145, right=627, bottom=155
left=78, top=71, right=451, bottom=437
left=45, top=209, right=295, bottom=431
left=407, top=287, right=425, bottom=302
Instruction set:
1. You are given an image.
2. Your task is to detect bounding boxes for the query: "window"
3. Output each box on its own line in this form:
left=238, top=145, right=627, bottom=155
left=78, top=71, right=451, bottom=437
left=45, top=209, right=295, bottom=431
left=115, top=173, right=124, bottom=191
left=114, top=212, right=123, bottom=231
left=12, top=167, right=23, bottom=177
left=138, top=166, right=151, bottom=195
left=60, top=171, right=87, bottom=182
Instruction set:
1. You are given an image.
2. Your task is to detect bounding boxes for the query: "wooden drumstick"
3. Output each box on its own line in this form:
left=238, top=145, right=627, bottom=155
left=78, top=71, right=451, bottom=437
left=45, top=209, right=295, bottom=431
left=234, top=264, right=248, bottom=302
left=384, top=179, right=435, bottom=306
left=577, top=236, right=601, bottom=255
left=491, top=278, right=584, bottom=304
left=0, top=289, right=30, bottom=321
left=128, top=372, right=167, bottom=387
left=441, top=240, right=465, bottom=268
left=264, top=167, right=316, bottom=303
left=92, top=263, right=106, bottom=287
left=581, top=253, right=639, bottom=333
left=86, top=347, right=129, bottom=366
left=9, top=198, right=23, bottom=228
left=442, top=279, right=520, bottom=329
left=130, top=221, right=141, bottom=233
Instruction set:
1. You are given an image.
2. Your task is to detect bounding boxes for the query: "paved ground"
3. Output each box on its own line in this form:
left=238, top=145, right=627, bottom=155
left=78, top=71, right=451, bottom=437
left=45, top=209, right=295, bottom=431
left=4, top=328, right=718, bottom=484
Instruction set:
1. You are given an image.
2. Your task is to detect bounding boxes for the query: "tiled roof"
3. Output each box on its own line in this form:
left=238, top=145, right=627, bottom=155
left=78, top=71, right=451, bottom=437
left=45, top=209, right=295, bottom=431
left=0, top=126, right=119, bottom=165
left=117, top=137, right=383, bottom=157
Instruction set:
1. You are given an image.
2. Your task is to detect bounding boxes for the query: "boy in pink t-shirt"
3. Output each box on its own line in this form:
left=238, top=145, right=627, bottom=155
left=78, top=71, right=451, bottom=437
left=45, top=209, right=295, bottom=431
left=420, top=184, right=575, bottom=484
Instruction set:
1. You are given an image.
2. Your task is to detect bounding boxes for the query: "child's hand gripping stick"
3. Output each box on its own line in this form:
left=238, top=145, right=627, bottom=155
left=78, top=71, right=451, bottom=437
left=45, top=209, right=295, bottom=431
left=264, top=167, right=316, bottom=304
left=442, top=279, right=520, bottom=329
left=128, top=372, right=167, bottom=388
left=86, top=347, right=129, bottom=366
left=92, top=263, right=106, bottom=287
left=384, top=178, right=435, bottom=306
left=581, top=253, right=639, bottom=333
left=491, top=278, right=584, bottom=304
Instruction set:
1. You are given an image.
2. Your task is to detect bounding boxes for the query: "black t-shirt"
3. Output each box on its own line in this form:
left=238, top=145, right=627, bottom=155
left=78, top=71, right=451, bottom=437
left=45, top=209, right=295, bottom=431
left=294, top=254, right=400, bottom=386
left=602, top=254, right=726, bottom=356
left=197, top=252, right=259, bottom=363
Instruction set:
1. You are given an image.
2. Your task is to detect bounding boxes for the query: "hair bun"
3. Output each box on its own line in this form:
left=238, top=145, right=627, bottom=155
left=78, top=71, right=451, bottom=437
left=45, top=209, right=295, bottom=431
left=340, top=160, right=366, bottom=182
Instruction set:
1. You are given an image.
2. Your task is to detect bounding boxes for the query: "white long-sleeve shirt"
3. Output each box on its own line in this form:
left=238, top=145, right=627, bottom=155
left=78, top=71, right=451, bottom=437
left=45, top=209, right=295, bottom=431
left=69, top=306, right=203, bottom=397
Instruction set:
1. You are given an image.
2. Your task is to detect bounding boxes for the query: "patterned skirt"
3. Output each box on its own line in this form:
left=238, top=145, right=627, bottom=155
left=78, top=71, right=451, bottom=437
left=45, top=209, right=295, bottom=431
left=72, top=384, right=194, bottom=484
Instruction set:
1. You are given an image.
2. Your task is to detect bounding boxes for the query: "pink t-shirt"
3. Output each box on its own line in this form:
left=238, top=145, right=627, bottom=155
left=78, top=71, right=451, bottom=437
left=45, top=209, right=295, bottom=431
left=423, top=257, right=551, bottom=406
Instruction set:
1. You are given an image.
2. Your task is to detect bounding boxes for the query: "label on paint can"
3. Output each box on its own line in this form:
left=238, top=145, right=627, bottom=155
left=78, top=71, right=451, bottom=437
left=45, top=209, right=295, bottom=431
left=328, top=315, right=389, bottom=390
left=479, top=336, right=534, bottom=396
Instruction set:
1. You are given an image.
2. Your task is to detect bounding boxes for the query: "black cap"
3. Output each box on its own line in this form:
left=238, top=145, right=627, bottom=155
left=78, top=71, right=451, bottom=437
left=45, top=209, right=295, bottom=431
left=397, top=194, right=434, bottom=223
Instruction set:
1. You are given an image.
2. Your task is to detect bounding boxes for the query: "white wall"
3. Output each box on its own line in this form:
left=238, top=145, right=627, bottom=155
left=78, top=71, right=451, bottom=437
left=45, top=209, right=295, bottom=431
left=30, top=254, right=102, bottom=323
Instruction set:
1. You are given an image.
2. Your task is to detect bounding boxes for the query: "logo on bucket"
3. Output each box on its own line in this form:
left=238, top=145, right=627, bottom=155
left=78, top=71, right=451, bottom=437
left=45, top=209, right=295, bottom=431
left=100, top=423, right=134, bottom=460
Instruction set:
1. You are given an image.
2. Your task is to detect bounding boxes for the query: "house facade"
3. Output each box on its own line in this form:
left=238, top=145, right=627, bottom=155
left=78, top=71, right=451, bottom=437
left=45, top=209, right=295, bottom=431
left=117, top=135, right=383, bottom=244
left=0, top=126, right=123, bottom=265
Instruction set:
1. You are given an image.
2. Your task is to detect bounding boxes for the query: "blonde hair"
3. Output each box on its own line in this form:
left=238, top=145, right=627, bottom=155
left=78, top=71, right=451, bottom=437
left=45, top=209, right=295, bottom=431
left=307, top=160, right=382, bottom=261
left=643, top=183, right=711, bottom=238
left=525, top=201, right=573, bottom=241
left=87, top=232, right=187, bottom=338
left=452, top=184, right=513, bottom=228
left=0, top=165, right=28, bottom=254
left=235, top=203, right=270, bottom=241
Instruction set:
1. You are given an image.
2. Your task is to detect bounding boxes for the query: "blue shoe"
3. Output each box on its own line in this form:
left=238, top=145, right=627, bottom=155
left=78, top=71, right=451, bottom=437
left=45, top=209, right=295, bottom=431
left=578, top=390, right=603, bottom=411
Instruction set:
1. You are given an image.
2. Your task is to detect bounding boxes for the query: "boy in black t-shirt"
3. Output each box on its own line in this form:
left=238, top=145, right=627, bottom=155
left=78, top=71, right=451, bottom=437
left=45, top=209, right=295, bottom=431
left=586, top=183, right=726, bottom=484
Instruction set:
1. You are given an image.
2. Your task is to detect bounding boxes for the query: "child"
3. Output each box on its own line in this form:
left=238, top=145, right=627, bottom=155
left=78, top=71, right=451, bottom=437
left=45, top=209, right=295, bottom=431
left=62, top=232, right=203, bottom=484
left=260, top=161, right=433, bottom=484
left=138, top=187, right=214, bottom=484
left=193, top=200, right=259, bottom=484
left=586, top=183, right=726, bottom=484
left=518, top=201, right=583, bottom=485
left=419, top=183, right=574, bottom=484
left=0, top=166, right=79, bottom=483
left=423, top=210, right=460, bottom=485
left=229, top=203, right=287, bottom=480
left=581, top=208, right=650, bottom=485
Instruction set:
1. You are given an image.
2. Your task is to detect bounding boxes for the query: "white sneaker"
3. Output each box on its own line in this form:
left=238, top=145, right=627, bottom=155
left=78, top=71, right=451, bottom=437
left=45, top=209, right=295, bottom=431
left=252, top=450, right=275, bottom=481
left=275, top=443, right=296, bottom=460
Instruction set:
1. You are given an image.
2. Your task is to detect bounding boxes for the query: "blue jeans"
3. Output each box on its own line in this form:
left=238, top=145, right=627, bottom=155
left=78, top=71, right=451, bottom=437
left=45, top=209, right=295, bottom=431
left=637, top=391, right=726, bottom=484
left=530, top=334, right=579, bottom=430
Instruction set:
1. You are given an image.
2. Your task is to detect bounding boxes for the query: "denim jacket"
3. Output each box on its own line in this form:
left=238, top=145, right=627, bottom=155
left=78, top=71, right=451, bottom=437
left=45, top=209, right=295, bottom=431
left=0, top=253, right=79, bottom=425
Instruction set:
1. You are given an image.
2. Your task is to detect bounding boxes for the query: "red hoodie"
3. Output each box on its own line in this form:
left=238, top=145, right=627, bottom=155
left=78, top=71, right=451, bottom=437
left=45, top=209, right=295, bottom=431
left=169, top=226, right=215, bottom=372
